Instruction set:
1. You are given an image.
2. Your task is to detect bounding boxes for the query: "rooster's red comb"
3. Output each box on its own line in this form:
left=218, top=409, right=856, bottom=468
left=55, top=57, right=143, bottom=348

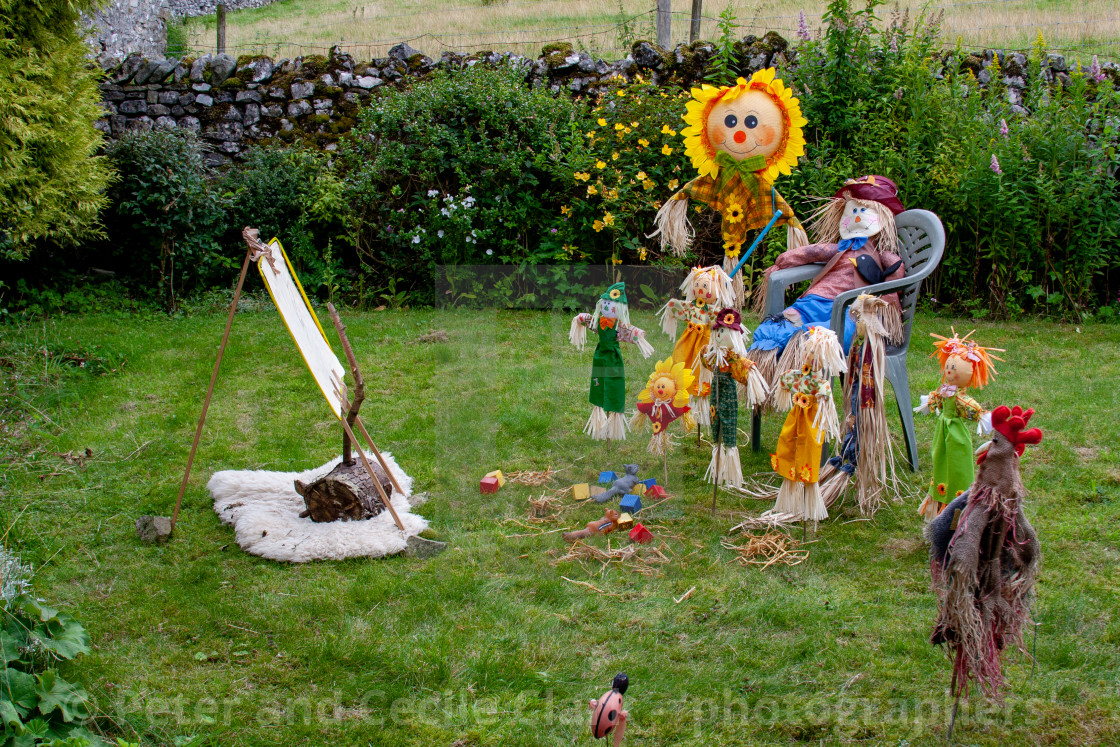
left=991, top=405, right=1043, bottom=456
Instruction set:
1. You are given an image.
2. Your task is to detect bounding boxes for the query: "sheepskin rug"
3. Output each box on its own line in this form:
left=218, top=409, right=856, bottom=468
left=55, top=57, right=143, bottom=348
left=208, top=453, right=427, bottom=563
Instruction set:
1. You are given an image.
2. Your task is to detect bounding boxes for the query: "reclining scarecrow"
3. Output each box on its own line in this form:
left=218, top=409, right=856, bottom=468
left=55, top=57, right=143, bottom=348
left=570, top=282, right=655, bottom=440
left=651, top=69, right=810, bottom=306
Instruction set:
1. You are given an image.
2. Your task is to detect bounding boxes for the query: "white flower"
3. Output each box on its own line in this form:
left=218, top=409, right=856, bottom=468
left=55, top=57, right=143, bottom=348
left=437, top=230, right=445, bottom=238
left=485, top=249, right=493, bottom=255
left=427, top=189, right=439, bottom=197
left=412, top=235, right=421, bottom=244
left=441, top=208, right=451, bottom=217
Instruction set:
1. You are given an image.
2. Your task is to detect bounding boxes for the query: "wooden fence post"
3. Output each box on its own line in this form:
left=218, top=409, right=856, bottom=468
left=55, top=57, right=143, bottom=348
left=656, top=0, right=671, bottom=50
left=689, top=0, right=703, bottom=43
left=216, top=3, right=227, bottom=54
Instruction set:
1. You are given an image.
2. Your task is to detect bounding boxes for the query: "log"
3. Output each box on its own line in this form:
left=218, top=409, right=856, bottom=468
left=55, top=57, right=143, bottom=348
left=295, top=458, right=392, bottom=522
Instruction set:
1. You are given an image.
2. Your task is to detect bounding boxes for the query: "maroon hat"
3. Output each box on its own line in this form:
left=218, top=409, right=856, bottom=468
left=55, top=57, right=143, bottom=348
left=713, top=307, right=743, bottom=332
left=834, top=175, right=905, bottom=215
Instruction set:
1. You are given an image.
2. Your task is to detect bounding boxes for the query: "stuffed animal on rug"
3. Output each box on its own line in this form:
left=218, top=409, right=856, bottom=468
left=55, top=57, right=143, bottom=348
left=570, top=282, right=654, bottom=440
left=927, top=405, right=1042, bottom=700
left=656, top=265, right=735, bottom=429
left=916, top=329, right=1003, bottom=520
left=595, top=463, right=642, bottom=504
left=629, top=356, right=696, bottom=456
left=747, top=175, right=907, bottom=391
left=816, top=293, right=903, bottom=516
left=765, top=326, right=846, bottom=523
left=650, top=69, right=810, bottom=306
left=701, top=308, right=769, bottom=489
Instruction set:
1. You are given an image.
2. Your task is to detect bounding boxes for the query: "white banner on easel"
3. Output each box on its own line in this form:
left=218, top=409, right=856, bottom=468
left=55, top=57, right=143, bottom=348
left=257, top=238, right=346, bottom=420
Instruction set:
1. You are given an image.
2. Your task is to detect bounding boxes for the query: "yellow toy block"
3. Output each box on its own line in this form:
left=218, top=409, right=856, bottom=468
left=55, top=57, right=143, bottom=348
left=572, top=483, right=591, bottom=501
left=633, top=483, right=647, bottom=496
left=616, top=513, right=634, bottom=530
left=485, top=470, right=506, bottom=488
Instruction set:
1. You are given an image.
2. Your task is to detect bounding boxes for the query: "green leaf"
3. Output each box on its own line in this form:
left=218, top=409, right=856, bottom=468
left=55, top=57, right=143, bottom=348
left=33, top=671, right=91, bottom=723
left=2, top=667, right=39, bottom=720
left=23, top=599, right=60, bottom=624
left=36, top=613, right=89, bottom=660
left=0, top=631, right=25, bottom=665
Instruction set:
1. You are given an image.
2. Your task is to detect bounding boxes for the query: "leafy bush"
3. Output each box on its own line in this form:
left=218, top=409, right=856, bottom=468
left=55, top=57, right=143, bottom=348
left=102, top=130, right=230, bottom=311
left=339, top=64, right=582, bottom=302
left=0, top=0, right=111, bottom=258
left=0, top=546, right=96, bottom=745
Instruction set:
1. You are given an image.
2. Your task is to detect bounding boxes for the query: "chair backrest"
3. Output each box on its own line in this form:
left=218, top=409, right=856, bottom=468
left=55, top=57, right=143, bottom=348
left=893, top=209, right=945, bottom=350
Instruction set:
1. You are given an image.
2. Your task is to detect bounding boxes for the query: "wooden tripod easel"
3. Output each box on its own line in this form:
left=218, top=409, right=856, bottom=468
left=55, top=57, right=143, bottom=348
left=171, top=228, right=406, bottom=535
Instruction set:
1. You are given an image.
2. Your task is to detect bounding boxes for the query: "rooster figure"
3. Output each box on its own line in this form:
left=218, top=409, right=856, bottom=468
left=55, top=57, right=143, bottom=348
left=927, top=405, right=1043, bottom=700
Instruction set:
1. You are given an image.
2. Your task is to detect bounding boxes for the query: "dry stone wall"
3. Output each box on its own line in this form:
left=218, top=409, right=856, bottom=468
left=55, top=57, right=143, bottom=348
left=95, top=37, right=1120, bottom=166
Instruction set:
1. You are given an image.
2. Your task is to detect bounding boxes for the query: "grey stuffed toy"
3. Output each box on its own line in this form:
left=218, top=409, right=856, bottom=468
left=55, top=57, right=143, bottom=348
left=596, top=464, right=640, bottom=503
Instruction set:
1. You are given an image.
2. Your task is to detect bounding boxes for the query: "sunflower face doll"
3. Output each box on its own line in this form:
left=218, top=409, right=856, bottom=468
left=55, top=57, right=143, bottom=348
left=656, top=265, right=734, bottom=427
left=630, top=357, right=696, bottom=459
left=915, top=329, right=1002, bottom=520
left=651, top=69, right=810, bottom=304
left=570, top=282, right=655, bottom=440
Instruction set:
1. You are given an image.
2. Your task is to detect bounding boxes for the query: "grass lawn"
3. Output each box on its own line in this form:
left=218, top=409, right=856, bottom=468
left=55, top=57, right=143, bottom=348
left=2, top=304, right=1119, bottom=745
left=175, top=0, right=1120, bottom=63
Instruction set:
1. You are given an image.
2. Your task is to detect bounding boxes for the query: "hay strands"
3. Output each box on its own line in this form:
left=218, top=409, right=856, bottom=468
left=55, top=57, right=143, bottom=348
left=721, top=530, right=809, bottom=570
left=554, top=539, right=670, bottom=577
left=729, top=510, right=801, bottom=533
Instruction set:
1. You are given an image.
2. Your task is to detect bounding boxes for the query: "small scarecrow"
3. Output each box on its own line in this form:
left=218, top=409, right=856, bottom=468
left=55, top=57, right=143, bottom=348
left=701, top=308, right=769, bottom=489
left=651, top=69, right=810, bottom=306
left=817, top=293, right=903, bottom=516
left=927, top=406, right=1042, bottom=712
left=916, top=329, right=1003, bottom=520
left=570, top=282, right=654, bottom=440
left=656, top=265, right=735, bottom=428
left=748, top=175, right=907, bottom=389
left=767, top=326, right=846, bottom=523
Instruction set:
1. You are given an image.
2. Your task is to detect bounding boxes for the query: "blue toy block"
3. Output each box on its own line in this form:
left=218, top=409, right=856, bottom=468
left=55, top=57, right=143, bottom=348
left=599, top=471, right=618, bottom=484
left=620, top=494, right=642, bottom=513
left=639, top=478, right=657, bottom=489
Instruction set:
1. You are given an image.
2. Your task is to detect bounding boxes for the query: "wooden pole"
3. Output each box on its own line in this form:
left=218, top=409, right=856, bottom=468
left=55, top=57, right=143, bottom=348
left=216, top=3, right=227, bottom=54
left=335, top=404, right=407, bottom=533
left=689, top=0, right=703, bottom=43
left=711, top=372, right=720, bottom=514
left=656, top=0, right=672, bottom=50
left=663, top=450, right=668, bottom=489
left=170, top=239, right=256, bottom=533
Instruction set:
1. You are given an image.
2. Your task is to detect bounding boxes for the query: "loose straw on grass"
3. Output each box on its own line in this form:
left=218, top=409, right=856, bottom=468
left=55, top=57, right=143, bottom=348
left=721, top=531, right=809, bottom=570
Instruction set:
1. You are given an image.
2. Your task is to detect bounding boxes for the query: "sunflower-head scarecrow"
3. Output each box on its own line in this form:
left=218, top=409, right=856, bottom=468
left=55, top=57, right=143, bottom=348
left=630, top=356, right=696, bottom=457
left=651, top=69, right=810, bottom=303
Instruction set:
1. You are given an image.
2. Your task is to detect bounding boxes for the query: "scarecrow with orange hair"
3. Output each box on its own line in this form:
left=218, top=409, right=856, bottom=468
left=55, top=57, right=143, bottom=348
left=651, top=69, right=810, bottom=305
left=915, top=330, right=1003, bottom=520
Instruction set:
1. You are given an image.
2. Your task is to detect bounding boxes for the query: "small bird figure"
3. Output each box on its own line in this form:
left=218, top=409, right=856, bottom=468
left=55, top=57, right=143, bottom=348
left=590, top=673, right=629, bottom=746
left=927, top=405, right=1042, bottom=701
left=849, top=253, right=903, bottom=285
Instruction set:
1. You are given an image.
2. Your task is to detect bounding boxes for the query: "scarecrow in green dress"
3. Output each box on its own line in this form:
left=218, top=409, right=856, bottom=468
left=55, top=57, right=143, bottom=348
left=915, top=329, right=1002, bottom=520
left=570, top=282, right=655, bottom=440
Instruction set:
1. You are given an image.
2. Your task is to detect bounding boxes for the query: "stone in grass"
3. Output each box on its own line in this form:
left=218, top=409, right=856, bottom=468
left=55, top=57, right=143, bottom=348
left=136, top=515, right=172, bottom=544
left=405, top=535, right=446, bottom=558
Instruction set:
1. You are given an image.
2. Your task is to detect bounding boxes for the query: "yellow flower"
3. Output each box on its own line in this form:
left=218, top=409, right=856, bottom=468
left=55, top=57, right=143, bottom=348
left=660, top=125, right=677, bottom=136
left=574, top=172, right=590, bottom=182
left=560, top=205, right=570, bottom=215
left=642, top=179, right=656, bottom=191
left=606, top=189, right=619, bottom=200
left=667, top=178, right=679, bottom=191
left=638, top=138, right=650, bottom=147
left=614, top=123, right=624, bottom=131
left=636, top=171, right=647, bottom=181
left=662, top=144, right=673, bottom=155
left=611, top=256, right=622, bottom=265
left=603, top=212, right=615, bottom=227
left=631, top=121, right=639, bottom=127
left=593, top=220, right=604, bottom=232
left=638, top=247, right=648, bottom=261
left=587, top=185, right=598, bottom=196
left=595, top=160, right=606, bottom=169
left=725, top=203, right=744, bottom=224
left=609, top=287, right=621, bottom=299
left=597, top=117, right=607, bottom=127
left=723, top=238, right=742, bottom=258
left=623, top=127, right=632, bottom=135
left=611, top=152, right=620, bottom=161
left=616, top=90, right=626, bottom=97
left=586, top=131, right=595, bottom=139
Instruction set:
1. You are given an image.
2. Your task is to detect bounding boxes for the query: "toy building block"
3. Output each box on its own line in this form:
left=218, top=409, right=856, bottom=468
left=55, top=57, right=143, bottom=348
left=629, top=523, right=653, bottom=544
left=573, top=483, right=591, bottom=501
left=480, top=476, right=500, bottom=494
left=485, top=470, right=506, bottom=488
left=619, top=494, right=642, bottom=514
left=639, top=478, right=657, bottom=489
left=633, top=483, right=647, bottom=497
left=616, top=513, right=634, bottom=530
left=599, top=471, right=618, bottom=484
left=645, top=485, right=667, bottom=500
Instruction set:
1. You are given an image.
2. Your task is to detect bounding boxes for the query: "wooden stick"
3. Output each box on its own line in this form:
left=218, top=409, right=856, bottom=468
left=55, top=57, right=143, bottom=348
left=663, top=450, right=668, bottom=489
left=171, top=237, right=257, bottom=534
left=326, top=302, right=405, bottom=497
left=333, top=382, right=406, bottom=532
left=711, top=373, right=720, bottom=514
left=326, top=303, right=364, bottom=465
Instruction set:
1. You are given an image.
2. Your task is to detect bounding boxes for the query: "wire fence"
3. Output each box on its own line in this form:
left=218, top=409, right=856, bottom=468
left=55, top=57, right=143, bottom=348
left=175, top=0, right=1120, bottom=64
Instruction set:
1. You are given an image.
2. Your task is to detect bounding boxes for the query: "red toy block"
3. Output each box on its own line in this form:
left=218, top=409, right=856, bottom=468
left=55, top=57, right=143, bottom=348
left=645, top=485, right=667, bottom=499
left=480, top=476, right=500, bottom=494
left=629, top=523, right=653, bottom=544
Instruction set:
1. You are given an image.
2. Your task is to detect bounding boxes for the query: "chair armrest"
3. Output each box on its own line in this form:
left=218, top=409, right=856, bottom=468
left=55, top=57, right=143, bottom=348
left=765, top=264, right=825, bottom=317
left=828, top=276, right=921, bottom=336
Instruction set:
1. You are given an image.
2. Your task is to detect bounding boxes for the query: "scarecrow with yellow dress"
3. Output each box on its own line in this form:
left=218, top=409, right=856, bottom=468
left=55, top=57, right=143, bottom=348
left=651, top=69, right=810, bottom=305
